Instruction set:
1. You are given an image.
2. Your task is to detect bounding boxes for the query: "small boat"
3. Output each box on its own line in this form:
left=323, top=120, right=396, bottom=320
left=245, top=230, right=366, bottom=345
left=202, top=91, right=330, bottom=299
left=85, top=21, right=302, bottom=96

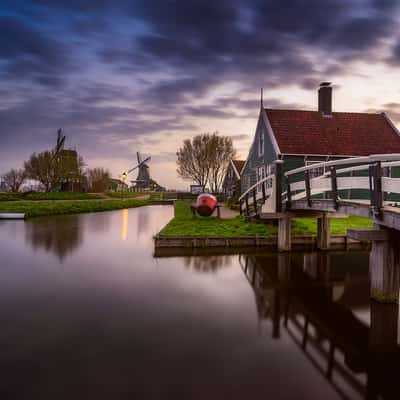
left=0, top=213, right=25, bottom=220
left=193, top=193, right=218, bottom=217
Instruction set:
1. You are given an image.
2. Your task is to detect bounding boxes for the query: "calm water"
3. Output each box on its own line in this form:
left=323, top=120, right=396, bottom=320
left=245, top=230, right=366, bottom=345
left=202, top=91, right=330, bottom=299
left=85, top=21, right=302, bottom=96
left=0, top=205, right=399, bottom=400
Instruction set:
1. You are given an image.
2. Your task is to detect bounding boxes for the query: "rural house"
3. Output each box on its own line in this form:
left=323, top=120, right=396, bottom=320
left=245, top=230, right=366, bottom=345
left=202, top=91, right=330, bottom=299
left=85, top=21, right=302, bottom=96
left=241, top=82, right=400, bottom=196
left=222, top=159, right=245, bottom=200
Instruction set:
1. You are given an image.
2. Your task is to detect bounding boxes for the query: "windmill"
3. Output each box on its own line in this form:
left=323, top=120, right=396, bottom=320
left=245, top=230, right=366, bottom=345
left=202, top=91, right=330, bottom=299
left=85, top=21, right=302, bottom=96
left=52, top=128, right=66, bottom=159
left=121, top=152, right=152, bottom=190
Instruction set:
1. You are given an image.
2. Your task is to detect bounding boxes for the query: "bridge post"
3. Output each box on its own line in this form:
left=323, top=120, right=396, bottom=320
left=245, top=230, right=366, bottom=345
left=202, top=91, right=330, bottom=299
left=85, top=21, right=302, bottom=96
left=252, top=188, right=257, bottom=214
left=330, top=167, right=338, bottom=210
left=305, top=169, right=312, bottom=207
left=317, top=213, right=331, bottom=250
left=370, top=162, right=383, bottom=218
left=286, top=175, right=292, bottom=210
left=278, top=215, right=291, bottom=251
left=369, top=228, right=400, bottom=303
left=274, top=159, right=283, bottom=213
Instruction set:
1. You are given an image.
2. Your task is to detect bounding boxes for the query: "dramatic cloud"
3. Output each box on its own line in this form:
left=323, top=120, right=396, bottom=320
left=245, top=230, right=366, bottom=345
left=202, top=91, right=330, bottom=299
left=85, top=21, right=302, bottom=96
left=1, top=0, right=400, bottom=188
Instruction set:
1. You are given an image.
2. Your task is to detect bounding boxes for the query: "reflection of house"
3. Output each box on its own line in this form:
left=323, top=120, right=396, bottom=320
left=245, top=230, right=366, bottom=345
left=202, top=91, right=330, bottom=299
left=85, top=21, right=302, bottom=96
left=241, top=82, right=400, bottom=196
left=222, top=159, right=244, bottom=200
left=109, top=178, right=128, bottom=192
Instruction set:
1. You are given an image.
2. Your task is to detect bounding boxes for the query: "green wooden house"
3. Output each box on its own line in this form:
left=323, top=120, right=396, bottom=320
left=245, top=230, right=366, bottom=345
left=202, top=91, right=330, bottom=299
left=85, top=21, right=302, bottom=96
left=222, top=159, right=245, bottom=200
left=241, top=83, right=400, bottom=200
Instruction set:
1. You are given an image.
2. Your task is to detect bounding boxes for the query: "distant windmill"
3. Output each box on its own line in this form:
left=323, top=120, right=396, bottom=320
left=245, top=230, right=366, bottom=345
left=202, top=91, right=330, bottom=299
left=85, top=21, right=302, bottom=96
left=121, top=152, right=152, bottom=190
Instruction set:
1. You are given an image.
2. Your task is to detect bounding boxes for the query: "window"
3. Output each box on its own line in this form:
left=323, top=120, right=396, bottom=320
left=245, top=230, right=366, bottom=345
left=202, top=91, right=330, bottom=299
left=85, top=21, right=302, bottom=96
left=257, top=165, right=266, bottom=192
left=306, top=160, right=325, bottom=179
left=258, top=130, right=264, bottom=156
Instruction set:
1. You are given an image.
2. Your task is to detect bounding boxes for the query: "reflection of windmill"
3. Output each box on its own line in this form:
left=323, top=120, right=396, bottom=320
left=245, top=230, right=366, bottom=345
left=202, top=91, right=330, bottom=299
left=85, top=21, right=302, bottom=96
left=121, top=152, right=152, bottom=190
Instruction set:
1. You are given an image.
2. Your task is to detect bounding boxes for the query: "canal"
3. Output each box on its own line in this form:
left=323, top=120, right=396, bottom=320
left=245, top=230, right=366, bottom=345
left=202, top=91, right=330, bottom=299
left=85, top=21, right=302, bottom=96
left=0, top=205, right=398, bottom=399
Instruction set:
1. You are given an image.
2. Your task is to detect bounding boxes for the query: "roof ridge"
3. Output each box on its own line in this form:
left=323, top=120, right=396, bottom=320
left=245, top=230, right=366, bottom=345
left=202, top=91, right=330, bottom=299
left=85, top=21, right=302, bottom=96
left=264, top=108, right=383, bottom=116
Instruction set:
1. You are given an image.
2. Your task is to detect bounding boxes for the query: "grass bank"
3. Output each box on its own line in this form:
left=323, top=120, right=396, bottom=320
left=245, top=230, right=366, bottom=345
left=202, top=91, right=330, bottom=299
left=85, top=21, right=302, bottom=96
left=159, top=200, right=373, bottom=237
left=0, top=192, right=102, bottom=201
left=0, top=199, right=151, bottom=218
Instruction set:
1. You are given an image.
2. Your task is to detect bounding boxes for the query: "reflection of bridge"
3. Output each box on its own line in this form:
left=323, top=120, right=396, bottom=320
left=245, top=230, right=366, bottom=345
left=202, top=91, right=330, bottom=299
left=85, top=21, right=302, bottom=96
left=239, top=155, right=400, bottom=302
left=240, top=253, right=399, bottom=400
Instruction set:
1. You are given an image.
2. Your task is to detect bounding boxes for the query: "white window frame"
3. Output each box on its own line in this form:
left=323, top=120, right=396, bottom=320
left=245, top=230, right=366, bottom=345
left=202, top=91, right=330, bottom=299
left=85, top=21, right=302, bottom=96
left=257, top=165, right=266, bottom=192
left=258, top=130, right=264, bottom=157
left=305, top=160, right=325, bottom=179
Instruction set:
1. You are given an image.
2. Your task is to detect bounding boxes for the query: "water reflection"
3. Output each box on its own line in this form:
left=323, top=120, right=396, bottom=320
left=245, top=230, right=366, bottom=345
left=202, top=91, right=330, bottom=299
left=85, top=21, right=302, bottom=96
left=24, top=214, right=84, bottom=261
left=183, top=255, right=233, bottom=272
left=240, top=252, right=399, bottom=400
left=121, top=208, right=128, bottom=241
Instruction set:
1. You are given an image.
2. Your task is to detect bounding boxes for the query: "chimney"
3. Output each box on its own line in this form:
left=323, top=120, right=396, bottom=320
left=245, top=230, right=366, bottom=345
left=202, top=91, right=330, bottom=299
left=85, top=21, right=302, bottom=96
left=318, top=82, right=332, bottom=115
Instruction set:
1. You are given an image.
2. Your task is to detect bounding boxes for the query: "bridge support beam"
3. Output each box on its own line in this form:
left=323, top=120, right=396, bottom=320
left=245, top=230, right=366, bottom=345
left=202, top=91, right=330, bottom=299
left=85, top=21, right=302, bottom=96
left=317, top=213, right=331, bottom=250
left=348, top=227, right=400, bottom=303
left=278, top=215, right=291, bottom=252
left=370, top=237, right=400, bottom=303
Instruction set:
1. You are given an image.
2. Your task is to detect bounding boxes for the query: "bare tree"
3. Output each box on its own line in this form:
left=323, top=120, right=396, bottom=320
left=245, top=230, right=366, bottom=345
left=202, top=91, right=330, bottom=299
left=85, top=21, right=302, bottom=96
left=207, top=133, right=236, bottom=192
left=87, top=168, right=110, bottom=192
left=177, top=134, right=211, bottom=186
left=2, top=169, right=26, bottom=192
left=176, top=132, right=236, bottom=192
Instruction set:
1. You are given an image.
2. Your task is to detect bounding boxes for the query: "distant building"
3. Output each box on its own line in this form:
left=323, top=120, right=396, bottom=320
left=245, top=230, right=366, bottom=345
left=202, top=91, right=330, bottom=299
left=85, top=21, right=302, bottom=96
left=0, top=178, right=7, bottom=192
left=222, top=159, right=245, bottom=200
left=109, top=178, right=128, bottom=192
left=241, top=82, right=400, bottom=197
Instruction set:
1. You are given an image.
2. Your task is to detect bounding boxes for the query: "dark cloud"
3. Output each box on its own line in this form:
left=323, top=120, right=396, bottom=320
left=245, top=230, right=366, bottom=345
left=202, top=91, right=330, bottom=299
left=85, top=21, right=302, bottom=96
left=0, top=15, right=72, bottom=87
left=1, top=0, right=400, bottom=182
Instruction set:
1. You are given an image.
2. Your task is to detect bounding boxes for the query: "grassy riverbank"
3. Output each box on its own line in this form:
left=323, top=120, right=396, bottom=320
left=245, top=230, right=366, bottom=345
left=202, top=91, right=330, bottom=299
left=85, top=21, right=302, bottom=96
left=0, top=192, right=102, bottom=201
left=0, top=199, right=151, bottom=218
left=159, top=200, right=373, bottom=237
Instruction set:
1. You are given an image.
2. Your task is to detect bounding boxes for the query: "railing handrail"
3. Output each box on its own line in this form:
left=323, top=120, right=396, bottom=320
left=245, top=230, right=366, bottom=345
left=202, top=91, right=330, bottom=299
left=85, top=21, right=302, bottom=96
left=239, top=173, right=274, bottom=201
left=285, top=154, right=400, bottom=177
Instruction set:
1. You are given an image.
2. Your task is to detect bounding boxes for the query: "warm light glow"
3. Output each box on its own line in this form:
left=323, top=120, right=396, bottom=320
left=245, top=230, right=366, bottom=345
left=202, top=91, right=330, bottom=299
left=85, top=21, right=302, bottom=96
left=121, top=209, right=128, bottom=241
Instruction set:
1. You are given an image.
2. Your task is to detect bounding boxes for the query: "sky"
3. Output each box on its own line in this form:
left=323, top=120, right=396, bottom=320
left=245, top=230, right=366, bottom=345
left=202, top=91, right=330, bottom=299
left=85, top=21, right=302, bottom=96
left=1, top=0, right=400, bottom=190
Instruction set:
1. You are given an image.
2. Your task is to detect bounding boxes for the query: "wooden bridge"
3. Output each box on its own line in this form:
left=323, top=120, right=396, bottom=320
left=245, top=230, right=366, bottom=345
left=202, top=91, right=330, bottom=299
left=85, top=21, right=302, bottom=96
left=239, top=154, right=400, bottom=302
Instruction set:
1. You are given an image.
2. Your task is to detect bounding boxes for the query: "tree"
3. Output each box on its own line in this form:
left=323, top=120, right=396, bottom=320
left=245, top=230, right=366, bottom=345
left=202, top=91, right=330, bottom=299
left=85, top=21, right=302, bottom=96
left=2, top=168, right=26, bottom=192
left=207, top=133, right=236, bottom=192
left=24, top=150, right=85, bottom=192
left=87, top=168, right=110, bottom=192
left=176, top=132, right=236, bottom=192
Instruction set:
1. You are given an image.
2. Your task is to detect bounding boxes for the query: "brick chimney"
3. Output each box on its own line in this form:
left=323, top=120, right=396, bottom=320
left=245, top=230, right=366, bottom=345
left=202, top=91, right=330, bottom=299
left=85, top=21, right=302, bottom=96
left=318, top=82, right=332, bottom=115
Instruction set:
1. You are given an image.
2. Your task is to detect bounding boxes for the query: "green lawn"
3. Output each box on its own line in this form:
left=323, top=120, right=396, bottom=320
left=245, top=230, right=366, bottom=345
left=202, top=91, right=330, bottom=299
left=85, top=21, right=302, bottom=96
left=0, top=192, right=102, bottom=201
left=105, top=191, right=151, bottom=199
left=0, top=199, right=151, bottom=218
left=159, top=200, right=373, bottom=237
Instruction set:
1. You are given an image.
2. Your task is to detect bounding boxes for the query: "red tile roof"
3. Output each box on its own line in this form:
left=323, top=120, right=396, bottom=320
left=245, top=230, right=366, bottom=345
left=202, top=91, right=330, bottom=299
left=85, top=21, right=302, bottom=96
left=265, top=109, right=400, bottom=156
left=232, top=159, right=245, bottom=174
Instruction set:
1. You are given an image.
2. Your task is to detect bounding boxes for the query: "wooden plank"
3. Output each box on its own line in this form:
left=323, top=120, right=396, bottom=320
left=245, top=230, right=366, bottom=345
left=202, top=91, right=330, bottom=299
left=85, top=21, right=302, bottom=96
left=347, top=228, right=388, bottom=242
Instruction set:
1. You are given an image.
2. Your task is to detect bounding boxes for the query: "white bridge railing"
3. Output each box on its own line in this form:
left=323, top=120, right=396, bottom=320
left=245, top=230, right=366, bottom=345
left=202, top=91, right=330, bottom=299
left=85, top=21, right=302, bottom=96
left=239, top=155, right=400, bottom=218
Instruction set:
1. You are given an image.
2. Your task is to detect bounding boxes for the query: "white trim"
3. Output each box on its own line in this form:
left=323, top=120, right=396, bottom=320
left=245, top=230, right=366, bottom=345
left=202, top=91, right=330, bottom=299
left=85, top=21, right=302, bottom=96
left=230, top=159, right=241, bottom=180
left=382, top=112, right=400, bottom=137
left=281, top=153, right=359, bottom=159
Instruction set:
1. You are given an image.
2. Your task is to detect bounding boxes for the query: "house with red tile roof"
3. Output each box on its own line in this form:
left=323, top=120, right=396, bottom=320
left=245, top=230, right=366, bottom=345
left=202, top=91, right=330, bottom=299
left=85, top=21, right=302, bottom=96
left=222, top=159, right=245, bottom=200
left=241, top=82, right=400, bottom=195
